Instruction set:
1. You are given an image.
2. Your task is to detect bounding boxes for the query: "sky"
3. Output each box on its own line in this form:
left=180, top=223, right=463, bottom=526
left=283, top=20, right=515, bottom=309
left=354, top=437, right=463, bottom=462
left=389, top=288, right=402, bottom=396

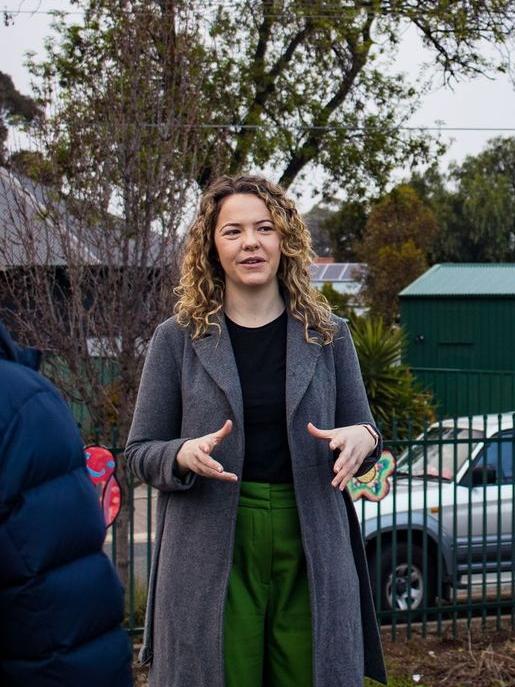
left=1, top=0, right=515, bottom=212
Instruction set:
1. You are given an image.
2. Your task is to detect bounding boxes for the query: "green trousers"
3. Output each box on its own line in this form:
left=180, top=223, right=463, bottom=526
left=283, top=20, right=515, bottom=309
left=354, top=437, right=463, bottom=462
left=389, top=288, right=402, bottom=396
left=223, top=481, right=313, bottom=687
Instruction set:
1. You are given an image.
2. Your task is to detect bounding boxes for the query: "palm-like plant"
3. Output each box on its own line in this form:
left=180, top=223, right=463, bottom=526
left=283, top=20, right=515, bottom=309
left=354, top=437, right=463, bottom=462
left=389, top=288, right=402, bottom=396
left=348, top=314, right=435, bottom=440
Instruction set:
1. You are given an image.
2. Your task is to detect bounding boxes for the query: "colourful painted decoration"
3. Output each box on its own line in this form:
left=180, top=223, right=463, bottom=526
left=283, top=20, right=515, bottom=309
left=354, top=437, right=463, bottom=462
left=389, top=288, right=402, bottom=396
left=85, top=445, right=121, bottom=527
left=348, top=449, right=396, bottom=502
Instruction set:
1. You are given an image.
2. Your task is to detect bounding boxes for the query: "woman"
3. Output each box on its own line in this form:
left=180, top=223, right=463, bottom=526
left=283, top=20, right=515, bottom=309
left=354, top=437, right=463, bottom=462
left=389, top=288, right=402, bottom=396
left=126, top=175, right=387, bottom=687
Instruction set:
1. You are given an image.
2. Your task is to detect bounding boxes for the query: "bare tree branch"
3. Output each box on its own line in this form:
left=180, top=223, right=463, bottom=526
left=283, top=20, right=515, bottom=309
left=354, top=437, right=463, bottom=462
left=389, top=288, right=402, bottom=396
left=279, top=7, right=375, bottom=187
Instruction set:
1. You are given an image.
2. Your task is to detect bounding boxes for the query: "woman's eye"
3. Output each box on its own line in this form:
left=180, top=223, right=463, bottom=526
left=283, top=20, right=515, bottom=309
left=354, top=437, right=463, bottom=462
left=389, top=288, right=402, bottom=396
left=259, top=224, right=274, bottom=231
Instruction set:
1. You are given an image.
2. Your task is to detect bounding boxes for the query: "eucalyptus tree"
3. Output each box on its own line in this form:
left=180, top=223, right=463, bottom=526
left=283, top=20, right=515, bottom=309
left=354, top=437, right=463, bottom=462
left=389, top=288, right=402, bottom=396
left=26, top=0, right=515, bottom=197
left=412, top=137, right=515, bottom=262
left=0, top=71, right=42, bottom=164
left=357, top=184, right=439, bottom=323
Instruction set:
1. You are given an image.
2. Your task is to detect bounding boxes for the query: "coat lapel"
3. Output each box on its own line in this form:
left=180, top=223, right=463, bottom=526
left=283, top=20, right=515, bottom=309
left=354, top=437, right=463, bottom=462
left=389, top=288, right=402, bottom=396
left=192, top=309, right=323, bottom=431
left=286, top=311, right=323, bottom=425
left=191, top=315, right=244, bottom=430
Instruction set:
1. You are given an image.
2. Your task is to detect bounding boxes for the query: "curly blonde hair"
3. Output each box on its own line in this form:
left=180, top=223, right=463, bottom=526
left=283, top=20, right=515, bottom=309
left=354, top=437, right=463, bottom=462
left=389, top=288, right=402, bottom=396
left=174, top=174, right=336, bottom=344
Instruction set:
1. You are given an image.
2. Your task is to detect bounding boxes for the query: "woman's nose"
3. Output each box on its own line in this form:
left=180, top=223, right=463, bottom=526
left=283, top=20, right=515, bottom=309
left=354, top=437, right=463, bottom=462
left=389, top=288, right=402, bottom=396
left=242, top=230, right=259, bottom=249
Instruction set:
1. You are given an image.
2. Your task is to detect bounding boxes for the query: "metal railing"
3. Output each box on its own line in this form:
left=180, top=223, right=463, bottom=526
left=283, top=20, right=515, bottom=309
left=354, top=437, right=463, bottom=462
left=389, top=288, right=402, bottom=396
left=103, top=413, right=515, bottom=641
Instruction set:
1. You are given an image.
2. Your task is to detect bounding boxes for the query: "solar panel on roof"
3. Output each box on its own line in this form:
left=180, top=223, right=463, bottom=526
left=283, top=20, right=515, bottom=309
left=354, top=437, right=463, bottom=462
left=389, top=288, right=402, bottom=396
left=309, top=264, right=324, bottom=280
left=338, top=264, right=350, bottom=279
left=309, top=262, right=366, bottom=282
left=323, top=264, right=343, bottom=281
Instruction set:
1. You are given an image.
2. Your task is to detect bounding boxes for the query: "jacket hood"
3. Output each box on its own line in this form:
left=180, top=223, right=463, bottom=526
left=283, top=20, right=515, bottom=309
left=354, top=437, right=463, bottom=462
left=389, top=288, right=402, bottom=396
left=0, top=320, right=41, bottom=370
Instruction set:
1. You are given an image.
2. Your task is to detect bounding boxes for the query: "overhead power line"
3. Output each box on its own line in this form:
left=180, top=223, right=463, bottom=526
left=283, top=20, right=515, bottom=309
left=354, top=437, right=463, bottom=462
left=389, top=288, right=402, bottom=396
left=7, top=117, right=515, bottom=133
left=1, top=3, right=510, bottom=19
left=0, top=10, right=409, bottom=19
left=85, top=124, right=515, bottom=132
left=0, top=3, right=381, bottom=15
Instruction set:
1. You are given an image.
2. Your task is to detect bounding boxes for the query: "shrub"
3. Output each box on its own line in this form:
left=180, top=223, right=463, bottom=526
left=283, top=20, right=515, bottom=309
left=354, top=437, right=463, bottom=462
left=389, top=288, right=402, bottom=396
left=348, top=314, right=435, bottom=440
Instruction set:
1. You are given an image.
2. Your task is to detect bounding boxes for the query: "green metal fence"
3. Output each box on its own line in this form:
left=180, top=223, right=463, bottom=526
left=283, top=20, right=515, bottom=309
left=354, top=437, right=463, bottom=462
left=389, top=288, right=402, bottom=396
left=103, top=413, right=515, bottom=641
left=357, top=412, right=514, bottom=640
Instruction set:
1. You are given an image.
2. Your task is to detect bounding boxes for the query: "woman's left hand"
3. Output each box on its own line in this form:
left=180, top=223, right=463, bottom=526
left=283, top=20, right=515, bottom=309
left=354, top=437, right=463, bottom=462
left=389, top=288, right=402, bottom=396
left=307, top=422, right=376, bottom=491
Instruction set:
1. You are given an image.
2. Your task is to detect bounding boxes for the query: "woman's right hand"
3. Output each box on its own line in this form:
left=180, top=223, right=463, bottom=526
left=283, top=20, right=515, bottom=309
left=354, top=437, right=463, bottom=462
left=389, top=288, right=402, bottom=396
left=175, top=419, right=238, bottom=481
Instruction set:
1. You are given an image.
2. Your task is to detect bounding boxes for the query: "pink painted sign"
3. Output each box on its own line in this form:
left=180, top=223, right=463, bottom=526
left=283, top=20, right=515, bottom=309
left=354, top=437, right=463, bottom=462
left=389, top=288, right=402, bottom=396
left=85, top=445, right=121, bottom=527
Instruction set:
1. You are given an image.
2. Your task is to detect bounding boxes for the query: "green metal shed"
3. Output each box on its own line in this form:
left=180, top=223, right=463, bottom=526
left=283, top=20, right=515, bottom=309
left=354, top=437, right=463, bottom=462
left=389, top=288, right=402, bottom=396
left=399, top=263, right=515, bottom=416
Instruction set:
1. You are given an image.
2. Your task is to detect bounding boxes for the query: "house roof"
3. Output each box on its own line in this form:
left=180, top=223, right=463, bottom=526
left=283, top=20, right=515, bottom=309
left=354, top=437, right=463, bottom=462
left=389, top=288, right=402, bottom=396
left=309, top=262, right=365, bottom=282
left=399, top=264, right=515, bottom=298
left=0, top=167, right=175, bottom=268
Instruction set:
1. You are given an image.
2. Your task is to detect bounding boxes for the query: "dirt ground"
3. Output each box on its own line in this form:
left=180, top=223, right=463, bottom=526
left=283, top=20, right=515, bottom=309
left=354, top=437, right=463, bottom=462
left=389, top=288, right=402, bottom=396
left=376, top=622, right=514, bottom=687
left=133, top=620, right=515, bottom=686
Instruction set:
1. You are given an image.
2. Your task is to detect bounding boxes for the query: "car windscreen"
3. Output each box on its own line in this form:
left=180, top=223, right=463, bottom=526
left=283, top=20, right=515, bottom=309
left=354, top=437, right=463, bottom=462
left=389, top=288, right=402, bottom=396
left=395, top=427, right=484, bottom=480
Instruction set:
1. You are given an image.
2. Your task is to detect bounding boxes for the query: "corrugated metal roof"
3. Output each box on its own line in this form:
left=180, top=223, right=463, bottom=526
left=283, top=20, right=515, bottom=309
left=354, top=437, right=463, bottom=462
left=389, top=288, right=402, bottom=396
left=399, top=264, right=515, bottom=297
left=0, top=167, right=175, bottom=268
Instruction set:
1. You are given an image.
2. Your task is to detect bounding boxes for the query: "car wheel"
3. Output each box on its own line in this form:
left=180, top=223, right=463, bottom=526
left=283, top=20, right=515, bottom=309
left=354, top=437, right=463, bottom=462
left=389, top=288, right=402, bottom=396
left=369, top=542, right=436, bottom=615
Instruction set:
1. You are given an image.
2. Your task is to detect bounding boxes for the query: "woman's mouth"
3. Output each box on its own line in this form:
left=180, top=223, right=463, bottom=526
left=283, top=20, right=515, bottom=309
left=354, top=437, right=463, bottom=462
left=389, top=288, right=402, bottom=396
left=240, top=257, right=265, bottom=265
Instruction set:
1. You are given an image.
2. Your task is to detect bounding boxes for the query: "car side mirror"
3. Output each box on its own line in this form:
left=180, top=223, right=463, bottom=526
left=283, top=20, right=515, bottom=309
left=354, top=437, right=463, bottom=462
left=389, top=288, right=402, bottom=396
left=471, top=465, right=496, bottom=487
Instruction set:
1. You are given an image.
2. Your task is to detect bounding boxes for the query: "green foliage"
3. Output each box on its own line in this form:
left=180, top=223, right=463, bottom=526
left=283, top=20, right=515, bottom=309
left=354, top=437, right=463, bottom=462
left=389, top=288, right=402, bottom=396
left=8, top=150, right=60, bottom=185
left=27, top=1, right=211, bottom=213
left=411, top=137, right=515, bottom=263
left=366, top=240, right=427, bottom=324
left=319, top=282, right=354, bottom=319
left=0, top=70, right=42, bottom=164
left=348, top=315, right=435, bottom=440
left=27, top=1, right=514, bottom=195
left=357, top=184, right=438, bottom=324
left=302, top=203, right=334, bottom=257
left=321, top=199, right=368, bottom=262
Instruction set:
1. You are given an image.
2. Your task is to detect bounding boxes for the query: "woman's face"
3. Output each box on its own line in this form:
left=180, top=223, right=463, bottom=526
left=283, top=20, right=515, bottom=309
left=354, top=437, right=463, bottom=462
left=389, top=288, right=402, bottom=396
left=213, top=193, right=281, bottom=292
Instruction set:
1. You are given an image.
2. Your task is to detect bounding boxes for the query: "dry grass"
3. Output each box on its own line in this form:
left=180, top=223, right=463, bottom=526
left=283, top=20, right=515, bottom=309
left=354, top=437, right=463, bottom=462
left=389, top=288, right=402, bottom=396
left=432, top=636, right=514, bottom=686
left=376, top=622, right=515, bottom=687
left=133, top=657, right=149, bottom=687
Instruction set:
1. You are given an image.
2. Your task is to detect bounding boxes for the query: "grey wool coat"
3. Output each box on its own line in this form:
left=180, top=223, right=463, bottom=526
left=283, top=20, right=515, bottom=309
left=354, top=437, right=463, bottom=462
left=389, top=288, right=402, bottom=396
left=126, top=310, right=387, bottom=687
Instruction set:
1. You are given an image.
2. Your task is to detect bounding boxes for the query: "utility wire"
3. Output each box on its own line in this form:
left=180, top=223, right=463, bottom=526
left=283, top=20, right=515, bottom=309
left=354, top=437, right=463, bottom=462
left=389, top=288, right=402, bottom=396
left=0, top=10, right=410, bottom=19
left=0, top=3, right=378, bottom=14
left=3, top=5, right=513, bottom=135
left=9, top=117, right=515, bottom=132
left=2, top=3, right=510, bottom=19
left=64, top=123, right=515, bottom=132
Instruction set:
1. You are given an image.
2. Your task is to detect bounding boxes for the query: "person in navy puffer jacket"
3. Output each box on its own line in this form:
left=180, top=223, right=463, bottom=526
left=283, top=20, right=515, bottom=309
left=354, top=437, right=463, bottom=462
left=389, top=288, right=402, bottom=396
left=0, top=320, right=133, bottom=687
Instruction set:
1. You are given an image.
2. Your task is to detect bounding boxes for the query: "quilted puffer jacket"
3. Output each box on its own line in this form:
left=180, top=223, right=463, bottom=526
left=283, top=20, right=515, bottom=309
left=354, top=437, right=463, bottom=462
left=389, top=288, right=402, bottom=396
left=0, top=321, right=132, bottom=686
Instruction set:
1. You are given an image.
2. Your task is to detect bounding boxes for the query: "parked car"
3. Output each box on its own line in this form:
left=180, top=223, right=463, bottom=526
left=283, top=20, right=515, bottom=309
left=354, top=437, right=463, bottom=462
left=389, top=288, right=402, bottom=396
left=355, top=412, right=514, bottom=615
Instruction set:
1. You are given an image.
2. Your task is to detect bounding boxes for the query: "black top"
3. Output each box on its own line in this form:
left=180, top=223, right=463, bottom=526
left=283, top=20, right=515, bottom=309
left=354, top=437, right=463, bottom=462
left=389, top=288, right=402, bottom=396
left=225, top=309, right=292, bottom=483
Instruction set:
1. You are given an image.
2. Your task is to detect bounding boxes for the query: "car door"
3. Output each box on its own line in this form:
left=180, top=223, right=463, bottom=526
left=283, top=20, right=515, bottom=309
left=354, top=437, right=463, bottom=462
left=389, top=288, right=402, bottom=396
left=457, top=430, right=514, bottom=574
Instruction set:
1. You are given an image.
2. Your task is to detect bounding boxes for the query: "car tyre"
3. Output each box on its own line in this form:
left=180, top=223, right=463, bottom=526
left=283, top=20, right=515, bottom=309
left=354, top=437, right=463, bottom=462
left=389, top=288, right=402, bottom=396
left=369, top=542, right=436, bottom=618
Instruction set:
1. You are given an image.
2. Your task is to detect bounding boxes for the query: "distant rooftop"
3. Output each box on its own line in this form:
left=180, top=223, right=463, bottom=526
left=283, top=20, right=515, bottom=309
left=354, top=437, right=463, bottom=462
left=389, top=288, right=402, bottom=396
left=0, top=167, right=174, bottom=268
left=309, top=262, right=365, bottom=282
left=399, top=264, right=515, bottom=297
